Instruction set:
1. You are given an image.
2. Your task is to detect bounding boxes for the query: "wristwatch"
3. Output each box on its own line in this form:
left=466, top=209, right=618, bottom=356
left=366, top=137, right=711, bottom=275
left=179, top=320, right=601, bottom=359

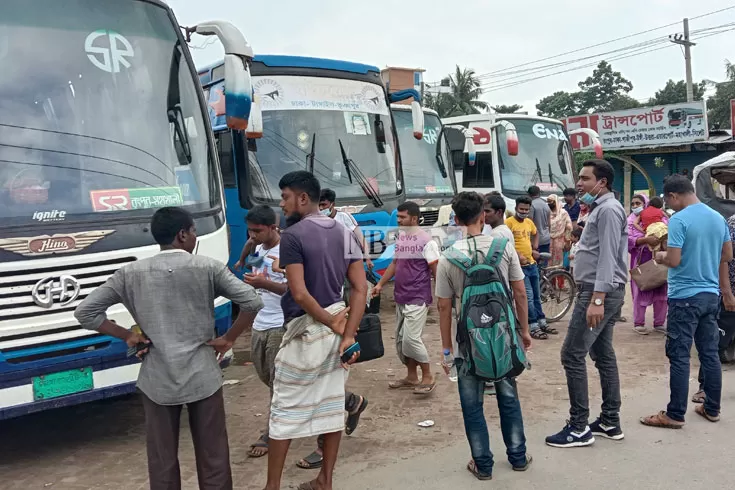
left=593, top=298, right=603, bottom=306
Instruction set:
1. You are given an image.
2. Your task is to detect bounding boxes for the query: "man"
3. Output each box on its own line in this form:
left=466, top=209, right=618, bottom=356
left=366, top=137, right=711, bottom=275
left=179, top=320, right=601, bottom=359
left=373, top=201, right=440, bottom=394
left=239, top=206, right=289, bottom=459
left=641, top=175, right=732, bottom=428
left=691, top=212, right=735, bottom=404
left=546, top=159, right=627, bottom=448
left=505, top=196, right=553, bottom=339
left=436, top=191, right=533, bottom=480
left=74, top=207, right=264, bottom=490
left=528, top=185, right=551, bottom=256
left=319, top=188, right=374, bottom=270
left=484, top=193, right=514, bottom=242
left=563, top=187, right=581, bottom=227
left=265, top=171, right=367, bottom=490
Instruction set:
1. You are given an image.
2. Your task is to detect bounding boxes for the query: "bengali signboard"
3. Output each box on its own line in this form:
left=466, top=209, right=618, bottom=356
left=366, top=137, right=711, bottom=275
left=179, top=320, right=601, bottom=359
left=561, top=101, right=708, bottom=151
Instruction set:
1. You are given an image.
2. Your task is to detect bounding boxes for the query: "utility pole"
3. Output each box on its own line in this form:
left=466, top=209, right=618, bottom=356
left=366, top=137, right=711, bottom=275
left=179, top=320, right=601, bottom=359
left=669, top=18, right=696, bottom=102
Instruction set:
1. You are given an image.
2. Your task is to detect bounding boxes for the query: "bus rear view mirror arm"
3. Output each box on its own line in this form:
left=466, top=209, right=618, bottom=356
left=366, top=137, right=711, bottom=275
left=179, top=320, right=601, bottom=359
left=568, top=128, right=603, bottom=159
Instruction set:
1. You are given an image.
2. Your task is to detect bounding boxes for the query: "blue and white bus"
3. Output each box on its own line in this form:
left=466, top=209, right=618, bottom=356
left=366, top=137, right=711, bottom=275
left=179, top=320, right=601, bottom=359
left=0, top=0, right=255, bottom=419
left=198, top=55, right=424, bottom=278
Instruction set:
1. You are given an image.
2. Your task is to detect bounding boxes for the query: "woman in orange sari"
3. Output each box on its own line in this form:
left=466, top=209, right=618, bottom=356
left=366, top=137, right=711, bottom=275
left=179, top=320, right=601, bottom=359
left=547, top=194, right=572, bottom=268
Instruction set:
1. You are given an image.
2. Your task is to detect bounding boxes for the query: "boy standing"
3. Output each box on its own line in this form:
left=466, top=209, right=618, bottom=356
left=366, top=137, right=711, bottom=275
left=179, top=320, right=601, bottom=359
left=241, top=205, right=289, bottom=459
left=373, top=201, right=440, bottom=394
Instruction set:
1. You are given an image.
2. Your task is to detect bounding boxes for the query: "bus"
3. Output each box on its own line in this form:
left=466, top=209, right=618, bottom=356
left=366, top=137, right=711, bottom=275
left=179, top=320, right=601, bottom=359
left=442, top=114, right=602, bottom=210
left=197, top=55, right=425, bottom=279
left=0, top=1, right=255, bottom=419
left=391, top=104, right=456, bottom=226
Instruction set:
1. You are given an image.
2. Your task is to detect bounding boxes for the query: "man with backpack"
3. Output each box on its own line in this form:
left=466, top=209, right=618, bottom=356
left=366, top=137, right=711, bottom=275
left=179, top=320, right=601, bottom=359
left=435, top=191, right=533, bottom=481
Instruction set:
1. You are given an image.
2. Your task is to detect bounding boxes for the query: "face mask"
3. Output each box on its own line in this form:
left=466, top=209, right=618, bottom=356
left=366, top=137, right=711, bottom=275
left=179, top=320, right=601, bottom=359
left=579, top=182, right=602, bottom=206
left=516, top=212, right=529, bottom=220
left=631, top=206, right=643, bottom=216
left=319, top=208, right=331, bottom=217
left=548, top=202, right=556, bottom=210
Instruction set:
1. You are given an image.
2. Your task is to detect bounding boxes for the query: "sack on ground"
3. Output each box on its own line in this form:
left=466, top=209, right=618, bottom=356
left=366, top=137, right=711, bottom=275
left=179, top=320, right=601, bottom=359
left=444, top=237, right=529, bottom=382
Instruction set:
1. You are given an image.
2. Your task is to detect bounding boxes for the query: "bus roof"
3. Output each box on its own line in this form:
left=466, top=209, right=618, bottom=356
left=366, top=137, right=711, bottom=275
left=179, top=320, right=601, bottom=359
left=197, top=54, right=380, bottom=82
left=390, top=103, right=439, bottom=118
left=441, top=113, right=564, bottom=126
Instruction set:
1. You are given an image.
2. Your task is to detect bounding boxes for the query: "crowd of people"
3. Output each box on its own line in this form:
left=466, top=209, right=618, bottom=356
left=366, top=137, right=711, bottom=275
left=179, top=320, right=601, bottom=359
left=71, top=159, right=735, bottom=489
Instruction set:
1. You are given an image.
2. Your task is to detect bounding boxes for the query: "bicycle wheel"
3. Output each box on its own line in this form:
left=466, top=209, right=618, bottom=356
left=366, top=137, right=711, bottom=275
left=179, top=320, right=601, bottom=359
left=540, top=269, right=576, bottom=323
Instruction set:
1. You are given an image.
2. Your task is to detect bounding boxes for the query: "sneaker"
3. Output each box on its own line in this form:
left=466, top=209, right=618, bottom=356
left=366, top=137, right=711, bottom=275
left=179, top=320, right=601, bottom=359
left=589, top=418, right=624, bottom=440
left=653, top=325, right=667, bottom=334
left=633, top=325, right=649, bottom=335
left=545, top=422, right=595, bottom=448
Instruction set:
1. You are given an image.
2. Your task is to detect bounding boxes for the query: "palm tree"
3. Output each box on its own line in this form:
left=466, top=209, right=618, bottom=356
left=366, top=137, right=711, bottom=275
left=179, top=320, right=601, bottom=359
left=447, top=66, right=488, bottom=116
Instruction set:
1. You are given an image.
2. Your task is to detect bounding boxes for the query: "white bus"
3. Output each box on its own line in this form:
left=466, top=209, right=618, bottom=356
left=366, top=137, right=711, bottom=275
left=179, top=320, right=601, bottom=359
left=442, top=113, right=602, bottom=210
left=0, top=0, right=255, bottom=419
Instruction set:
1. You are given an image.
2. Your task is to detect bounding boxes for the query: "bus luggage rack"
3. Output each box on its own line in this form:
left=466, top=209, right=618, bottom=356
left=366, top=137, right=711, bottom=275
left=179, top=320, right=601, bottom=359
left=0, top=257, right=136, bottom=322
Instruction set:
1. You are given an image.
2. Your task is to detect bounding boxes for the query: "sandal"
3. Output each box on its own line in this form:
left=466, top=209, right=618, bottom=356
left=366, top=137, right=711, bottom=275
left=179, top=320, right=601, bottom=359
left=541, top=324, right=559, bottom=335
left=530, top=329, right=549, bottom=340
left=639, top=410, right=685, bottom=429
left=389, top=378, right=419, bottom=390
left=345, top=396, right=368, bottom=435
left=247, top=433, right=269, bottom=458
left=466, top=460, right=492, bottom=480
left=296, top=451, right=323, bottom=470
left=694, top=404, right=720, bottom=422
left=297, top=481, right=319, bottom=490
left=513, top=453, right=533, bottom=472
left=412, top=380, right=436, bottom=395
left=691, top=390, right=705, bottom=404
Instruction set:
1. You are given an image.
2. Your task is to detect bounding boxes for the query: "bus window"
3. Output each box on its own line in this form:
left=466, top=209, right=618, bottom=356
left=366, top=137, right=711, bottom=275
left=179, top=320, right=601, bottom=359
left=216, top=132, right=236, bottom=188
left=462, top=152, right=494, bottom=187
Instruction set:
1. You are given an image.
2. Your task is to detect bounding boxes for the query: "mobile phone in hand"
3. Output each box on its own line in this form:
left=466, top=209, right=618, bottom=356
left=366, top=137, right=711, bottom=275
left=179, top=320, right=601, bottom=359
left=340, top=342, right=361, bottom=364
left=127, top=341, right=151, bottom=358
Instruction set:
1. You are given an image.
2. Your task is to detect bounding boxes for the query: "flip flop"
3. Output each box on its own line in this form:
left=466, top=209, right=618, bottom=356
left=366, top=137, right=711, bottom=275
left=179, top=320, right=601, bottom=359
left=639, top=410, right=685, bottom=429
left=247, top=433, right=269, bottom=458
left=466, top=460, right=492, bottom=480
left=694, top=404, right=720, bottom=422
left=389, top=378, right=419, bottom=389
left=541, top=325, right=559, bottom=335
left=691, top=390, right=705, bottom=404
left=412, top=381, right=436, bottom=395
left=297, top=481, right=319, bottom=490
left=296, top=451, right=323, bottom=470
left=345, top=396, right=368, bottom=435
left=512, top=453, right=533, bottom=472
left=530, top=330, right=548, bottom=340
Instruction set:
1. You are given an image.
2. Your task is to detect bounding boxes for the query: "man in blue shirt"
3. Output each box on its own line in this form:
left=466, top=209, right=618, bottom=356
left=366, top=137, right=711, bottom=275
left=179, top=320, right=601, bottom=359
left=563, top=187, right=581, bottom=226
left=641, top=175, right=732, bottom=428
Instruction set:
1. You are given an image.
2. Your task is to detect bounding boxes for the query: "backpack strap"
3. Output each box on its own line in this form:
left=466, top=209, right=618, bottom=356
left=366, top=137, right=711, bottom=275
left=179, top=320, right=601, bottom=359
left=443, top=247, right=472, bottom=273
left=483, top=237, right=509, bottom=269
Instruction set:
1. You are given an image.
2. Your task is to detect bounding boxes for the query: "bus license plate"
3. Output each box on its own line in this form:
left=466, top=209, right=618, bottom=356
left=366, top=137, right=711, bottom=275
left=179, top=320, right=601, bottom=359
left=32, top=367, right=94, bottom=401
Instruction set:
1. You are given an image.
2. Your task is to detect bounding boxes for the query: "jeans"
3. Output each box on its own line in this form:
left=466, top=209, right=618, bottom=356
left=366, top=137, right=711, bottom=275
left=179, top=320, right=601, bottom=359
left=561, top=284, right=625, bottom=431
left=456, top=359, right=527, bottom=475
left=666, top=292, right=721, bottom=421
left=522, top=264, right=544, bottom=328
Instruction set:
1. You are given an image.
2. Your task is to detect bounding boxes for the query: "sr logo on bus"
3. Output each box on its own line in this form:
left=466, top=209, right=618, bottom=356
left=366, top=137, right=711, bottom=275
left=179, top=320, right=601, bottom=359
left=85, top=30, right=134, bottom=73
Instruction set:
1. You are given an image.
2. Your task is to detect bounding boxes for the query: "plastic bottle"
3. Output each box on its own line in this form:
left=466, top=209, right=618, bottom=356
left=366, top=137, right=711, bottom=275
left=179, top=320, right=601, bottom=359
left=443, top=348, right=457, bottom=382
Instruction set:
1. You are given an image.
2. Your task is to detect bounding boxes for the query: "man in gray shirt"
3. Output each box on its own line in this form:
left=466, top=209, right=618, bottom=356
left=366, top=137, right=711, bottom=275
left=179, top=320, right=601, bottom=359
left=74, top=207, right=263, bottom=490
left=528, top=185, right=551, bottom=257
left=545, top=160, right=627, bottom=449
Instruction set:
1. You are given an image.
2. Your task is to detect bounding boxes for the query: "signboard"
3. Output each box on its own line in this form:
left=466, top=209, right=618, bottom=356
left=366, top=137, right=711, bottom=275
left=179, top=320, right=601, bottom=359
left=90, top=187, right=184, bottom=212
left=562, top=101, right=708, bottom=151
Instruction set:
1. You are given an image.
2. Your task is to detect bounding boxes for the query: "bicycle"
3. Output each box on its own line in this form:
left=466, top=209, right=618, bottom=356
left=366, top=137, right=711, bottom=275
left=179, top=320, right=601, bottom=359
left=537, top=252, right=576, bottom=323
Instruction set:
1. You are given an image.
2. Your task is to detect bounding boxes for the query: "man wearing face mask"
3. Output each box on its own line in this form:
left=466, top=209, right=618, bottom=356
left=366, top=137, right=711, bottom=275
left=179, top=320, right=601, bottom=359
left=319, top=188, right=374, bottom=270
left=546, top=159, right=628, bottom=449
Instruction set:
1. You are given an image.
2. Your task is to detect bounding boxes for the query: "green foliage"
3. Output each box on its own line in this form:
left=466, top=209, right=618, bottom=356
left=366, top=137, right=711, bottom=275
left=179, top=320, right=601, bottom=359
left=424, top=65, right=488, bottom=118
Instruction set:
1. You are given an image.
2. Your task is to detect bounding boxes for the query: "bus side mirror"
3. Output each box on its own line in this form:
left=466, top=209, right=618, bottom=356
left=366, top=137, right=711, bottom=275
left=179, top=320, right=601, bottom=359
left=223, top=54, right=253, bottom=131
left=466, top=138, right=476, bottom=166
left=411, top=101, right=424, bottom=140
left=506, top=129, right=519, bottom=156
left=245, top=96, right=263, bottom=139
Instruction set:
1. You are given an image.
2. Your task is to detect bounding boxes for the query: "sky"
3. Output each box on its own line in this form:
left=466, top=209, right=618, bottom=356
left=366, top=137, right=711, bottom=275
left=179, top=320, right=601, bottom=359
left=170, top=0, right=735, bottom=115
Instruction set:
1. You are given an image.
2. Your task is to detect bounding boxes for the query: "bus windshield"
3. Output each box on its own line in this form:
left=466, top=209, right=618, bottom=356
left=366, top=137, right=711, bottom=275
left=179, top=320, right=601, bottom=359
left=393, top=110, right=453, bottom=197
left=0, top=0, right=215, bottom=226
left=496, top=118, right=574, bottom=196
left=246, top=75, right=399, bottom=203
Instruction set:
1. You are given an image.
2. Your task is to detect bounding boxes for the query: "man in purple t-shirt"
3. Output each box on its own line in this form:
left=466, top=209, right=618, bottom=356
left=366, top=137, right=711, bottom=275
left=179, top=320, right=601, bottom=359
left=373, top=201, right=440, bottom=394
left=264, top=171, right=367, bottom=490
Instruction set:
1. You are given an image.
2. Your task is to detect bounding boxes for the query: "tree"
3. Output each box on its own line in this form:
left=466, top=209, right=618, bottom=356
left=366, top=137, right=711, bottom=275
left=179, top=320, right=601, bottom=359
left=648, top=79, right=706, bottom=106
left=491, top=104, right=523, bottom=114
left=425, top=65, right=488, bottom=117
left=706, top=60, right=735, bottom=129
left=577, top=61, right=635, bottom=113
left=536, top=91, right=583, bottom=119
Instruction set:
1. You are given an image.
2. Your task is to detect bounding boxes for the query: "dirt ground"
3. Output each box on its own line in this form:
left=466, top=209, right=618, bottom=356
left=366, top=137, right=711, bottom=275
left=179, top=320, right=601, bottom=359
left=0, top=284, right=675, bottom=490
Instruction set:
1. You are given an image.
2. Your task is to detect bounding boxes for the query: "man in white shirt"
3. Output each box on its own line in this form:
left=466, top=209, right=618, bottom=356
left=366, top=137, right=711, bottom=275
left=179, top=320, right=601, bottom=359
left=241, top=206, right=288, bottom=459
left=319, top=188, right=373, bottom=270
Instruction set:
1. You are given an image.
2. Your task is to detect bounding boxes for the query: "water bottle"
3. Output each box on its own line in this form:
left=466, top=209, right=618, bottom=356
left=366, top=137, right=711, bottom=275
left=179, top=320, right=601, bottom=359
left=443, top=348, right=457, bottom=382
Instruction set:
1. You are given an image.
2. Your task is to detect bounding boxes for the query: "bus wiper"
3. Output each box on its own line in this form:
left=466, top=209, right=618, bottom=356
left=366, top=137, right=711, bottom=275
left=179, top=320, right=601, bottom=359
left=338, top=139, right=384, bottom=208
left=306, top=133, right=316, bottom=174
left=435, top=127, right=448, bottom=178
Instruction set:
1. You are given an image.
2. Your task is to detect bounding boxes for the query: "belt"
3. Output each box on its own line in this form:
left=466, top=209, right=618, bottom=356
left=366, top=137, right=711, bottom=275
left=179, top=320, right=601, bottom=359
left=577, top=282, right=626, bottom=292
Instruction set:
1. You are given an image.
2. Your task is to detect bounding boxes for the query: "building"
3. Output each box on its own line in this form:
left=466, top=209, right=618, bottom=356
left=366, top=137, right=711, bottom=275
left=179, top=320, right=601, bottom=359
left=380, top=66, right=425, bottom=104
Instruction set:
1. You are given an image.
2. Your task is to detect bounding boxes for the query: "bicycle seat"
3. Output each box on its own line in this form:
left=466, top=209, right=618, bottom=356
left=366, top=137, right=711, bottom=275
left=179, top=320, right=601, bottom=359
left=538, top=252, right=552, bottom=261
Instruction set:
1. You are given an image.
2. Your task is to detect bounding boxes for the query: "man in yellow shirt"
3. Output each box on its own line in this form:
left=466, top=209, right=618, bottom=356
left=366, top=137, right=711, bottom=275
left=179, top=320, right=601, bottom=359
left=506, top=196, right=554, bottom=340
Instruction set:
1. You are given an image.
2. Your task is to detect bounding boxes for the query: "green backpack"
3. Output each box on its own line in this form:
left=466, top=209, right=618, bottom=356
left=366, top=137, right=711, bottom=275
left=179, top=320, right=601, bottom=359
left=443, top=237, right=530, bottom=382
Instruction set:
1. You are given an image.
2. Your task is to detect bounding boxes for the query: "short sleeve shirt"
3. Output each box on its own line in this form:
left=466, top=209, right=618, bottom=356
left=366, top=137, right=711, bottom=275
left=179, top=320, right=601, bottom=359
left=505, top=217, right=537, bottom=264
